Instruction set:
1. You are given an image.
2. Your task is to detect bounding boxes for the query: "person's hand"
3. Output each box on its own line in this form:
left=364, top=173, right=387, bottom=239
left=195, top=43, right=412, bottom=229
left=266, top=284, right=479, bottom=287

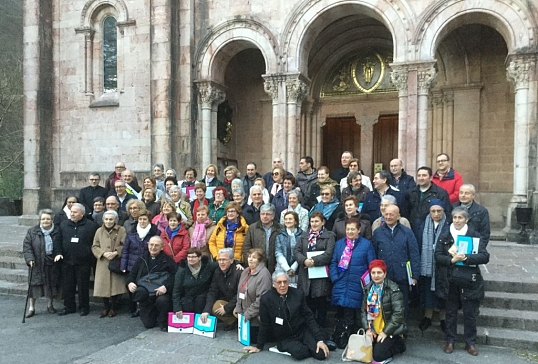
left=155, top=285, right=167, bottom=296
left=122, top=270, right=126, bottom=273
left=175, top=311, right=183, bottom=319
left=451, top=253, right=467, bottom=264
left=412, top=278, right=417, bottom=286
left=365, top=329, right=376, bottom=341
left=236, top=264, right=244, bottom=271
left=243, top=346, right=260, bottom=353
left=28, top=261, right=34, bottom=267
left=214, top=303, right=226, bottom=316
left=128, top=282, right=137, bottom=293
left=377, top=332, right=388, bottom=343
left=304, top=258, right=314, bottom=268
left=54, top=255, right=63, bottom=262
left=316, top=341, right=329, bottom=357
left=200, top=312, right=209, bottom=323
left=287, top=269, right=295, bottom=277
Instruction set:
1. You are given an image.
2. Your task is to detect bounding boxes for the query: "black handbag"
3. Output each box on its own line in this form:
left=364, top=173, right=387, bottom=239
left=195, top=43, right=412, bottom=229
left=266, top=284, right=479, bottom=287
left=137, top=271, right=170, bottom=296
left=108, top=256, right=125, bottom=275
left=449, top=265, right=481, bottom=288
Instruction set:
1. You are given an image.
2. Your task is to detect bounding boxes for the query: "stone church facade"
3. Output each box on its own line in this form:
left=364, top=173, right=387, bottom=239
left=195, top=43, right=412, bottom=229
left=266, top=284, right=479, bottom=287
left=23, top=0, right=538, bottom=232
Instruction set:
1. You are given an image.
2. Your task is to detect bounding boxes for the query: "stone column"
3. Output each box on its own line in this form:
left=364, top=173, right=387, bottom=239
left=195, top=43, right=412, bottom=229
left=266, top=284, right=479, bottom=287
left=390, top=65, right=408, bottom=160
left=417, top=64, right=436, bottom=167
left=505, top=55, right=536, bottom=236
left=431, top=91, right=443, bottom=163
left=22, top=0, right=54, bottom=218
left=263, top=75, right=283, bottom=163
left=74, top=28, right=95, bottom=96
left=197, top=82, right=226, bottom=168
left=442, top=91, right=454, bottom=158
left=286, top=76, right=308, bottom=173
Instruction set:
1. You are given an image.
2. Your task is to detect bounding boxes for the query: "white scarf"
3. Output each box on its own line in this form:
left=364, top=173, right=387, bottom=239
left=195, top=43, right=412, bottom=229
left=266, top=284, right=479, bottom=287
left=63, top=205, right=71, bottom=220
left=137, top=224, right=152, bottom=240
left=450, top=223, right=468, bottom=244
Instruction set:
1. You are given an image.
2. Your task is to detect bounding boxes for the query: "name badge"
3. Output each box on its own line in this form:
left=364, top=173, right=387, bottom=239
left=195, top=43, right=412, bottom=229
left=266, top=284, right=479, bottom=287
left=71, top=237, right=79, bottom=243
left=239, top=293, right=245, bottom=300
left=275, top=317, right=284, bottom=325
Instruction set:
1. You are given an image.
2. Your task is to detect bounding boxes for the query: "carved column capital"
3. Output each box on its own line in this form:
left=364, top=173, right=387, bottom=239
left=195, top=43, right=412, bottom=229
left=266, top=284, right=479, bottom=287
left=390, top=65, right=408, bottom=96
left=506, top=56, right=535, bottom=90
left=417, top=66, right=436, bottom=95
left=197, top=81, right=226, bottom=107
left=263, top=75, right=280, bottom=101
left=285, top=78, right=308, bottom=103
left=442, top=90, right=454, bottom=105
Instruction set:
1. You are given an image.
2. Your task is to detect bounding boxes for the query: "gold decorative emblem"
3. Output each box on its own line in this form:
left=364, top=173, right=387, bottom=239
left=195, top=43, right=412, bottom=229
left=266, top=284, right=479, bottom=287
left=351, top=52, right=385, bottom=93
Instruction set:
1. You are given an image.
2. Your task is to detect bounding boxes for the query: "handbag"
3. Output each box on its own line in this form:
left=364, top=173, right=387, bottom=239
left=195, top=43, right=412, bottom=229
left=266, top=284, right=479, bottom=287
left=341, top=328, right=373, bottom=362
left=449, top=265, right=481, bottom=289
left=137, top=271, right=170, bottom=296
left=108, top=256, right=125, bottom=275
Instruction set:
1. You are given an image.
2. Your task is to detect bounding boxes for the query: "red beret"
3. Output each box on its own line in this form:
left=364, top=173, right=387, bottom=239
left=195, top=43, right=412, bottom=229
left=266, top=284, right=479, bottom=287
left=369, top=259, right=387, bottom=273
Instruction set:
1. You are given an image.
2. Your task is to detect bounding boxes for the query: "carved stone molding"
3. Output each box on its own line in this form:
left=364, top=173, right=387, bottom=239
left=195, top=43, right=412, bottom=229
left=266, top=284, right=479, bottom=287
left=442, top=91, right=454, bottom=105
left=390, top=65, right=408, bottom=96
left=197, top=82, right=226, bottom=107
left=417, top=66, right=436, bottom=95
left=263, top=75, right=280, bottom=100
left=286, top=78, right=308, bottom=103
left=506, top=56, right=535, bottom=90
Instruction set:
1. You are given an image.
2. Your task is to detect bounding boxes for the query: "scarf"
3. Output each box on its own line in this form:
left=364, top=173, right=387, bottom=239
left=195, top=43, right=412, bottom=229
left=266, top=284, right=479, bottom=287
left=308, top=227, right=324, bottom=251
left=63, top=205, right=71, bottom=220
left=137, top=224, right=151, bottom=240
left=367, top=281, right=384, bottom=333
left=224, top=220, right=239, bottom=248
left=166, top=225, right=180, bottom=240
left=450, top=223, right=468, bottom=246
left=188, top=263, right=201, bottom=279
left=191, top=219, right=210, bottom=248
left=310, top=198, right=339, bottom=221
left=338, top=237, right=356, bottom=271
left=205, top=176, right=214, bottom=184
left=40, top=225, right=54, bottom=255
left=421, top=215, right=446, bottom=290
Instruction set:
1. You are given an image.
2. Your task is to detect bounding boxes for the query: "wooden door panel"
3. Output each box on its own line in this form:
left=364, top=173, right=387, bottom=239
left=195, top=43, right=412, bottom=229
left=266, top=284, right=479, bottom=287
left=373, top=115, right=398, bottom=174
left=322, top=117, right=361, bottom=173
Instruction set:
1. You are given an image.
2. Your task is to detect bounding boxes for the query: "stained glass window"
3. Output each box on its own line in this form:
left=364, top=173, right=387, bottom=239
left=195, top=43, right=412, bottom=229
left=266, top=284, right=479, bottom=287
left=103, top=16, right=117, bottom=93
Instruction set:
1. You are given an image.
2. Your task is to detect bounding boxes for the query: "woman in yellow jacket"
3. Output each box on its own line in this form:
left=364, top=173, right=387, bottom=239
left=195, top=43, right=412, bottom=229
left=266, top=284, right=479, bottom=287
left=208, top=202, right=248, bottom=262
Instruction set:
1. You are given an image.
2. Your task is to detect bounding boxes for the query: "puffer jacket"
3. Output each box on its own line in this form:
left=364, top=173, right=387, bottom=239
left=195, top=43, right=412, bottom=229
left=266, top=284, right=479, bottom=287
left=434, top=225, right=490, bottom=301
left=172, top=255, right=218, bottom=312
left=120, top=224, right=160, bottom=272
left=208, top=216, right=248, bottom=262
left=362, top=186, right=408, bottom=223
left=432, top=168, right=463, bottom=204
left=161, top=225, right=191, bottom=264
left=294, top=229, right=336, bottom=298
left=332, top=212, right=372, bottom=241
left=330, top=236, right=375, bottom=309
left=361, top=279, right=406, bottom=336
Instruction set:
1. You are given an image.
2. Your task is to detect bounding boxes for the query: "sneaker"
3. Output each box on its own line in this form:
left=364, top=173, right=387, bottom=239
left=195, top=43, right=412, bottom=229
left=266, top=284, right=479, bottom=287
left=269, top=346, right=291, bottom=356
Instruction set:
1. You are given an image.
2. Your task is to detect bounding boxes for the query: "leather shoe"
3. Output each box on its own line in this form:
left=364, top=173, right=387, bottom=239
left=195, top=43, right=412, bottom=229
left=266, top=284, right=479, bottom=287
left=465, top=345, right=478, bottom=356
left=25, top=310, right=35, bottom=318
left=47, top=306, right=57, bottom=314
left=108, top=310, right=117, bottom=318
left=326, top=340, right=337, bottom=351
left=419, top=317, right=432, bottom=331
left=130, top=309, right=140, bottom=318
left=58, top=309, right=75, bottom=316
left=99, top=310, right=109, bottom=318
left=80, top=309, right=89, bottom=316
left=443, top=342, right=454, bottom=354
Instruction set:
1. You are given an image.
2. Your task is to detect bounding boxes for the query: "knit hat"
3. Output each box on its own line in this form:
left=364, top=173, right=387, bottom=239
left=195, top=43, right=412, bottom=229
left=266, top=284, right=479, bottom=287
left=429, top=198, right=446, bottom=210
left=369, top=259, right=387, bottom=273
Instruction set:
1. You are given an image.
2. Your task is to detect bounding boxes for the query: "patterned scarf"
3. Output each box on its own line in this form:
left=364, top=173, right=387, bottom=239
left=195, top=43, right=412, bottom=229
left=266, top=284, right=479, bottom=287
left=191, top=219, right=210, bottom=248
left=308, top=227, right=324, bottom=251
left=367, top=281, right=384, bottom=333
left=224, top=220, right=239, bottom=248
left=338, top=237, right=355, bottom=271
left=40, top=225, right=54, bottom=255
left=421, top=215, right=446, bottom=288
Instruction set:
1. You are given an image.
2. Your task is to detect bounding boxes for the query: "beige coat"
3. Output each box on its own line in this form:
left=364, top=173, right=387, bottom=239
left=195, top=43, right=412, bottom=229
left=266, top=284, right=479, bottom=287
left=92, top=224, right=128, bottom=297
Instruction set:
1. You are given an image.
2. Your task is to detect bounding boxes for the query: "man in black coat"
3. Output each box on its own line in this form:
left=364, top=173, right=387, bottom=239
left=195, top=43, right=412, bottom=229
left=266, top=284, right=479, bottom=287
left=389, top=159, right=416, bottom=194
left=243, top=162, right=262, bottom=195
left=78, top=173, right=108, bottom=216
left=199, top=248, right=242, bottom=329
left=53, top=203, right=98, bottom=316
left=244, top=270, right=329, bottom=360
left=93, top=196, right=129, bottom=226
left=453, top=184, right=490, bottom=246
left=126, top=236, right=177, bottom=331
left=330, top=151, right=353, bottom=182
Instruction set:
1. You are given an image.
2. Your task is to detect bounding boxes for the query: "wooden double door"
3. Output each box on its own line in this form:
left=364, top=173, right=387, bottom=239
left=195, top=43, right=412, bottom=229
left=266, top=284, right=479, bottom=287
left=322, top=115, right=398, bottom=176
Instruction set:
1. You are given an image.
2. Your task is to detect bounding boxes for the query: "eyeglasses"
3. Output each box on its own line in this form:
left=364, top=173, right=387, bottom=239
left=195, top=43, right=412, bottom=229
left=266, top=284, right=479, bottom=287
left=275, top=280, right=289, bottom=286
left=320, top=193, right=331, bottom=196
left=115, top=166, right=125, bottom=169
left=272, top=172, right=280, bottom=176
left=187, top=255, right=199, bottom=259
left=437, top=159, right=448, bottom=163
left=226, top=210, right=238, bottom=214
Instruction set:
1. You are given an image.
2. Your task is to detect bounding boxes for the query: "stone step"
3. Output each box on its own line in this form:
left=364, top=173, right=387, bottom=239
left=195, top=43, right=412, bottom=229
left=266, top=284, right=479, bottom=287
left=407, top=323, right=538, bottom=351
left=465, top=307, right=538, bottom=332
left=0, top=267, right=27, bottom=283
left=0, top=279, right=27, bottom=296
left=0, top=247, right=23, bottom=258
left=482, top=291, right=538, bottom=311
left=0, top=256, right=27, bottom=270
left=484, top=279, right=538, bottom=294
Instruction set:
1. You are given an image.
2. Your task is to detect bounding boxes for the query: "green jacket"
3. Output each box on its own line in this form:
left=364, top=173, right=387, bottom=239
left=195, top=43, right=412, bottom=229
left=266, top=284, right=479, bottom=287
left=361, top=278, right=406, bottom=336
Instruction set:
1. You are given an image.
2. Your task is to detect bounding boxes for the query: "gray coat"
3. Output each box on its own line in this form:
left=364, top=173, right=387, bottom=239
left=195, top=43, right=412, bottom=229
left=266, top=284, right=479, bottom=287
left=294, top=229, right=336, bottom=298
left=22, top=225, right=61, bottom=289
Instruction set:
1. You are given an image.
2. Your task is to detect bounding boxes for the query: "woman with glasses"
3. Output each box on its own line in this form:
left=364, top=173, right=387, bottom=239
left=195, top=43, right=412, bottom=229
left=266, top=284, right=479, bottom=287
left=339, top=158, right=372, bottom=191
left=123, top=199, right=146, bottom=234
left=208, top=186, right=229, bottom=223
left=309, top=185, right=343, bottom=231
left=270, top=167, right=286, bottom=198
left=208, top=202, right=248, bottom=262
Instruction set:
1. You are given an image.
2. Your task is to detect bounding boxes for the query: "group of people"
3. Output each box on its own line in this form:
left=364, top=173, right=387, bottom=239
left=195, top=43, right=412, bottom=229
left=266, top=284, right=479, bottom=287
left=22, top=152, right=490, bottom=362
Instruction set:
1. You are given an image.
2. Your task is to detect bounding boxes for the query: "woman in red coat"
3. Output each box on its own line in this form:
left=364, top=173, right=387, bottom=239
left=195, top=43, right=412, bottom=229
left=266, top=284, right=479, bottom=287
left=161, top=211, right=190, bottom=264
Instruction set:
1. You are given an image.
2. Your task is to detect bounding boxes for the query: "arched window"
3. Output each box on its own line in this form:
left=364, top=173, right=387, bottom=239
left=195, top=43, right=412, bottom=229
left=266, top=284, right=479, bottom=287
left=102, top=16, right=117, bottom=93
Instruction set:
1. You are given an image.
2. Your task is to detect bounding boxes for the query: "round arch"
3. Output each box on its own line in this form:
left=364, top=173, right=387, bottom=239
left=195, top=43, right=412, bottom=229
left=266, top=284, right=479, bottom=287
left=196, top=18, right=279, bottom=84
left=80, top=0, right=130, bottom=27
left=282, top=0, right=412, bottom=74
left=414, top=0, right=537, bottom=59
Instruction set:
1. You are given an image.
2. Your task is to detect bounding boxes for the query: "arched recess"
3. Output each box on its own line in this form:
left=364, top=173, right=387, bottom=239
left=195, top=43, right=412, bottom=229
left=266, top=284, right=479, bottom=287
left=196, top=18, right=279, bottom=84
left=282, top=0, right=412, bottom=75
left=415, top=0, right=536, bottom=59
left=79, top=0, right=131, bottom=28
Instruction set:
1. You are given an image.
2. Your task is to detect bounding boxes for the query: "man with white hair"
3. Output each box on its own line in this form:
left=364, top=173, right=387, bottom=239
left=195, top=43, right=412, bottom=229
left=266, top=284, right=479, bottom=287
left=453, top=184, right=490, bottom=246
left=54, top=203, right=98, bottom=316
left=242, top=185, right=264, bottom=225
left=331, top=151, right=353, bottom=182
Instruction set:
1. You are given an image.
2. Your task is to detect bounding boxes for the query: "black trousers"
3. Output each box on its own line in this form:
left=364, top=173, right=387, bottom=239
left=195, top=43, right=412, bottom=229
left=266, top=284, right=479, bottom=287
left=180, top=293, right=207, bottom=314
left=62, top=263, right=91, bottom=311
left=372, top=334, right=406, bottom=362
left=396, top=281, right=410, bottom=318
left=306, top=295, right=329, bottom=328
left=445, top=282, right=480, bottom=346
left=139, top=294, right=171, bottom=329
left=278, top=328, right=327, bottom=361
